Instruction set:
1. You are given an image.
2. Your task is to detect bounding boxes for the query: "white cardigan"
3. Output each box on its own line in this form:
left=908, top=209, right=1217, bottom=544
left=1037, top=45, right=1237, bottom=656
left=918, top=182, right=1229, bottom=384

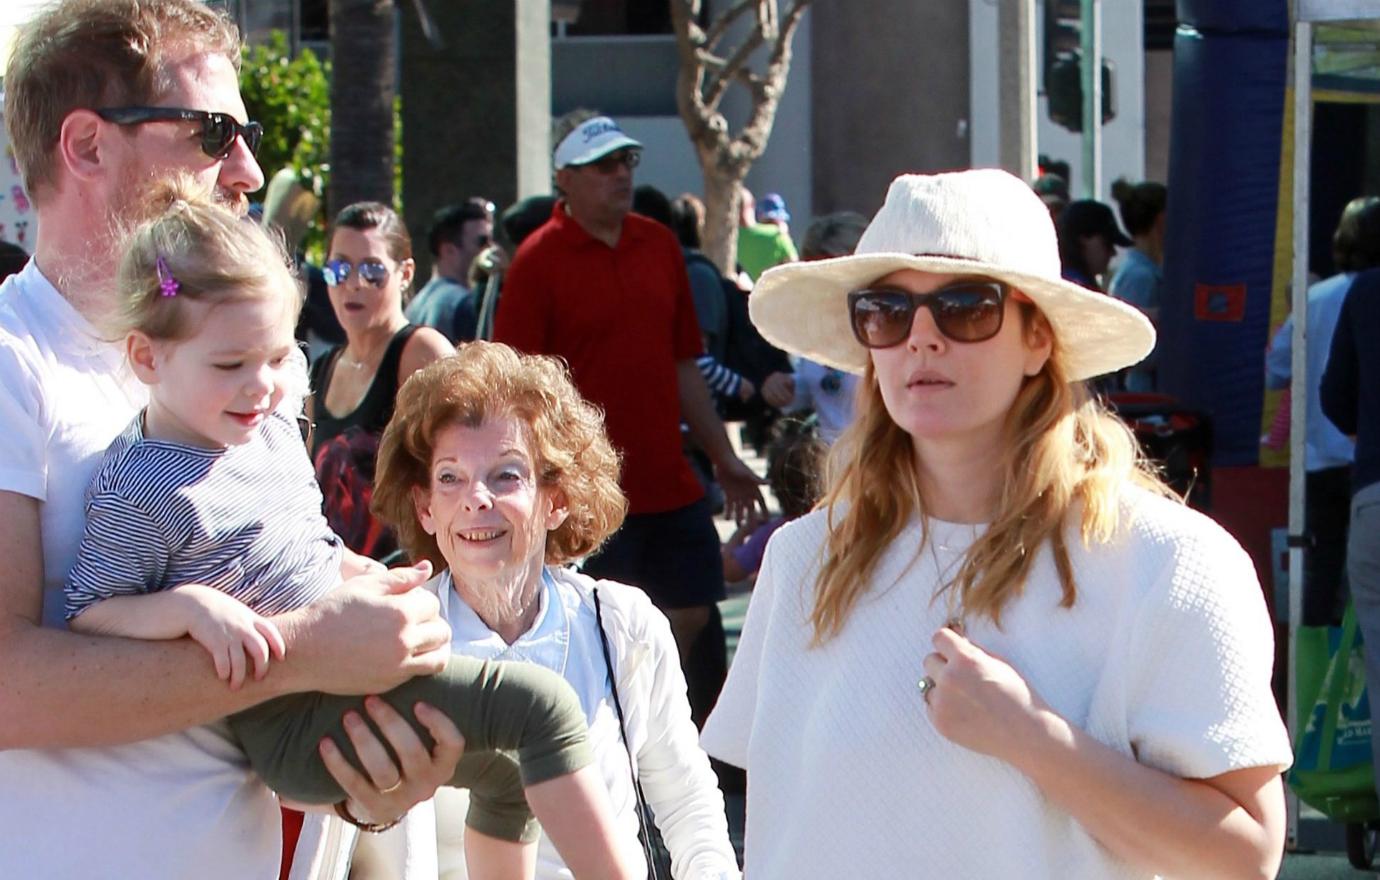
left=303, top=567, right=740, bottom=880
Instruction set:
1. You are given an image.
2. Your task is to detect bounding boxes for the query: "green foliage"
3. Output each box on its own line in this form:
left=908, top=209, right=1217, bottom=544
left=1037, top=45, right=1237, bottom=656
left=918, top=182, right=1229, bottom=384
left=239, top=31, right=331, bottom=256
left=239, top=30, right=406, bottom=255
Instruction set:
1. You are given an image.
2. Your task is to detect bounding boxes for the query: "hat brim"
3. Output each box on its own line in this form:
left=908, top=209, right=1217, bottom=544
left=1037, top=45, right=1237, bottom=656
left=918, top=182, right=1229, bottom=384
left=561, top=136, right=643, bottom=169
left=749, top=253, right=1155, bottom=382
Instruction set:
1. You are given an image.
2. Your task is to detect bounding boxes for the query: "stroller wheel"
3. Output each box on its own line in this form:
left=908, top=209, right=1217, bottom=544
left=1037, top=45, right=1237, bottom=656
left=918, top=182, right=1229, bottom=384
left=1346, top=822, right=1378, bottom=869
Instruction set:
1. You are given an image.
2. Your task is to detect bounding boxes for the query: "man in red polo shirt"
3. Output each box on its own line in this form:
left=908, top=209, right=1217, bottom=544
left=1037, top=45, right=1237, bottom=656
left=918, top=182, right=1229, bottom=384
left=495, top=111, right=763, bottom=675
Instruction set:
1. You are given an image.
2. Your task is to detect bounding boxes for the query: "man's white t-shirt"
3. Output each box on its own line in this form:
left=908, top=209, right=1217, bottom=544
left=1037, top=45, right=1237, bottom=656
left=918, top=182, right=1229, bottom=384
left=0, top=261, right=280, bottom=878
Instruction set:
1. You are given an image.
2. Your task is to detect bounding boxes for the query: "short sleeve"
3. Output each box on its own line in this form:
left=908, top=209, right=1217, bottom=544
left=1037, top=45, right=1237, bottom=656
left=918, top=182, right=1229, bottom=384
left=1122, top=533, right=1293, bottom=778
left=0, top=338, right=50, bottom=500
left=65, top=491, right=173, bottom=619
left=776, top=233, right=798, bottom=265
left=701, top=531, right=780, bottom=768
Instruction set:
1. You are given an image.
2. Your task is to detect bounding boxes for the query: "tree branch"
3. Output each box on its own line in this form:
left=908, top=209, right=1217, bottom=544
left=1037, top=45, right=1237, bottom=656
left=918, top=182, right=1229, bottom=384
left=705, top=0, right=761, bottom=52
left=703, top=26, right=766, bottom=110
left=670, top=0, right=722, bottom=150
left=733, top=0, right=810, bottom=160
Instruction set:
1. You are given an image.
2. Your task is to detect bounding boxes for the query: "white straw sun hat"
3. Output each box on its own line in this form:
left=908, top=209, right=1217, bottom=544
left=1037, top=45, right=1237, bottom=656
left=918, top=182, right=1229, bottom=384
left=749, top=169, right=1155, bottom=382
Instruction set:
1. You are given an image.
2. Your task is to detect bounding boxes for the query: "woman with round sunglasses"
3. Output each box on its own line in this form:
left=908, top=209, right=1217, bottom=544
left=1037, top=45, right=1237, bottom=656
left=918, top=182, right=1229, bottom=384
left=310, top=202, right=453, bottom=561
left=701, top=170, right=1291, bottom=879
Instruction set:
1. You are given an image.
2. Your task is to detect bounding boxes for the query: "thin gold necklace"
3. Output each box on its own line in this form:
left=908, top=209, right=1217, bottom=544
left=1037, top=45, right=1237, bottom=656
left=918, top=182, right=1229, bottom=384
left=927, top=518, right=972, bottom=629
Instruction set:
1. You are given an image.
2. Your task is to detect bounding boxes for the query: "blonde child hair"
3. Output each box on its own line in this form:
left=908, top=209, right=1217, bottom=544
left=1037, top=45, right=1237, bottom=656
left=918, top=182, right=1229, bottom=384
left=114, top=177, right=303, bottom=343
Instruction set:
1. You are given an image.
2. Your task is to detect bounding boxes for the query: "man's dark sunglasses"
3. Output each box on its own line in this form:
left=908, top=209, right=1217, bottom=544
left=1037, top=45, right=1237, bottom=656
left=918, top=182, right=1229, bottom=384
left=847, top=280, right=1010, bottom=349
left=582, top=149, right=641, bottom=174
left=95, top=106, right=263, bottom=160
left=324, top=258, right=391, bottom=288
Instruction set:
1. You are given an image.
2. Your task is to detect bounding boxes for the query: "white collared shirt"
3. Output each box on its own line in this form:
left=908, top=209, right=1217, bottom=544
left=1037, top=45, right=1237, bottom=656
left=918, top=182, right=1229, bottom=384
left=435, top=568, right=643, bottom=880
left=439, top=568, right=612, bottom=719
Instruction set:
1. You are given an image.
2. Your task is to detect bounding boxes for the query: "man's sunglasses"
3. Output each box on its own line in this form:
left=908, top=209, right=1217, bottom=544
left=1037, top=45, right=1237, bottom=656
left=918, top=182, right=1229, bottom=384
left=847, top=280, right=1010, bottom=349
left=582, top=149, right=641, bottom=174
left=324, top=259, right=391, bottom=288
left=95, top=106, right=263, bottom=160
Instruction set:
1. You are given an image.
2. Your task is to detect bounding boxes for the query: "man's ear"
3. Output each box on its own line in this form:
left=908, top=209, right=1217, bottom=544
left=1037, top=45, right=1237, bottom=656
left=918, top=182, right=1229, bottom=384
left=412, top=484, right=436, bottom=535
left=57, top=109, right=114, bottom=186
left=554, top=167, right=574, bottom=195
left=126, top=331, right=161, bottom=384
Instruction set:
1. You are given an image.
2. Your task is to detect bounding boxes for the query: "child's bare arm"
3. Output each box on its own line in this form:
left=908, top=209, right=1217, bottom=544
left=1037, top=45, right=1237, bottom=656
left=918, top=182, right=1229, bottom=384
left=71, top=585, right=286, bottom=689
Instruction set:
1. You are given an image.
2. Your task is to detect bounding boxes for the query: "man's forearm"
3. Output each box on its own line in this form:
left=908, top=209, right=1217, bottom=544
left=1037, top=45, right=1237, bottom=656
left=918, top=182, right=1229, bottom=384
left=0, top=616, right=305, bottom=749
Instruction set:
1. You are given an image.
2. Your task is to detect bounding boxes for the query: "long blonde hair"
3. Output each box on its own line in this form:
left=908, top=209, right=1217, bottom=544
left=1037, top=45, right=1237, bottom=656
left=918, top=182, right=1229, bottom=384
left=810, top=308, right=1172, bottom=643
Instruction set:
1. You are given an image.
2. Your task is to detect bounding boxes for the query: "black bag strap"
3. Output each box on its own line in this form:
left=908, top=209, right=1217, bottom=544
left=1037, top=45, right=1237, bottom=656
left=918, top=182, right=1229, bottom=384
left=592, top=586, right=661, bottom=880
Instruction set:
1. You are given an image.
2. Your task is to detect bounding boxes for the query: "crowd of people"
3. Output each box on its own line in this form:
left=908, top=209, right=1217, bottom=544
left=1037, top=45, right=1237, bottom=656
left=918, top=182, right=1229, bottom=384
left=0, top=1, right=1300, bottom=879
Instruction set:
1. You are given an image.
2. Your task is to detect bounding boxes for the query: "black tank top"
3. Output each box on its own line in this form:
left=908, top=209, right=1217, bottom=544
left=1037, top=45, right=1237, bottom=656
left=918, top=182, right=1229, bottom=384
left=308, top=325, right=420, bottom=561
left=309, top=324, right=420, bottom=457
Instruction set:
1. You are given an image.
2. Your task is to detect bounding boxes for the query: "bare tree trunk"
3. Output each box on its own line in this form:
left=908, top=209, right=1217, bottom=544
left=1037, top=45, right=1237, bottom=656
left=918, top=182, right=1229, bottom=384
left=670, top=0, right=812, bottom=276
left=329, top=0, right=396, bottom=216
left=699, top=156, right=745, bottom=278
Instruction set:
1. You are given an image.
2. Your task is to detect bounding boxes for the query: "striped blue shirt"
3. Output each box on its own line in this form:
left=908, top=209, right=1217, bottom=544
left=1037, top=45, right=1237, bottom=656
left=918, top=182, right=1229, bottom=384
left=65, top=409, right=343, bottom=620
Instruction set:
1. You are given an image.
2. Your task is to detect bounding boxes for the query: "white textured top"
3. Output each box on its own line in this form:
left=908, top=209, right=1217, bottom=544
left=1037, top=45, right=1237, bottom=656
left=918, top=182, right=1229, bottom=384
left=702, top=487, right=1292, bottom=879
left=0, top=261, right=279, bottom=878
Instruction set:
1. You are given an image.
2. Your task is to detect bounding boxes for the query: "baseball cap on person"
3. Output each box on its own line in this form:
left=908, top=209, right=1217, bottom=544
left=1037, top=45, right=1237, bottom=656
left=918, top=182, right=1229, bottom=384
left=758, top=192, right=791, bottom=223
left=1058, top=200, right=1132, bottom=247
left=553, top=116, right=643, bottom=170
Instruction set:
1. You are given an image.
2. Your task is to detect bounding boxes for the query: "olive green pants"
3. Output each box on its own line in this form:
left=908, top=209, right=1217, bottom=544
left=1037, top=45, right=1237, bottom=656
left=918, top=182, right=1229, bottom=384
left=229, top=655, right=591, bottom=842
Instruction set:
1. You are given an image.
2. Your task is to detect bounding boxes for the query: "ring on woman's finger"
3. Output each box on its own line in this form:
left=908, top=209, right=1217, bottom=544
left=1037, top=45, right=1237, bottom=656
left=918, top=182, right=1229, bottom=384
left=917, top=675, right=936, bottom=699
left=378, top=779, right=403, bottom=795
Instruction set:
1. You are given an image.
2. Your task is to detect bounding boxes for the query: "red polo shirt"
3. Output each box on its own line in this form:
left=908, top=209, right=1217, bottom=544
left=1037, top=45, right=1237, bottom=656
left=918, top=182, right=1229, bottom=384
left=494, top=202, right=705, bottom=514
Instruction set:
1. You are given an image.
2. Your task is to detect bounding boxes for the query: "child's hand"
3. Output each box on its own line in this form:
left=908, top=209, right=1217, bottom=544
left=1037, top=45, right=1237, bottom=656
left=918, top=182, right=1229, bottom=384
left=726, top=509, right=768, bottom=549
left=173, top=585, right=286, bottom=689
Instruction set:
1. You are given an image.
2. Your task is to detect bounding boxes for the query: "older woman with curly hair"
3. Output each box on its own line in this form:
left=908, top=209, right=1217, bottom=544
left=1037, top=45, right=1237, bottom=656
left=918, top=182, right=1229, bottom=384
left=371, top=342, right=740, bottom=880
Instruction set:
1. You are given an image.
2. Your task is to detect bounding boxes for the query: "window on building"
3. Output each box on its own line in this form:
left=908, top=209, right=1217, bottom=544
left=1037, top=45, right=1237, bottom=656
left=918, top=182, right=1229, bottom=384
left=562, top=0, right=673, bottom=36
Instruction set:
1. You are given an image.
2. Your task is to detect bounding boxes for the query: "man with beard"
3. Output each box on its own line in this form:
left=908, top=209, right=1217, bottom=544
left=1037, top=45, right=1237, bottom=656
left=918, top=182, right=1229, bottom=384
left=0, top=2, right=462, bottom=876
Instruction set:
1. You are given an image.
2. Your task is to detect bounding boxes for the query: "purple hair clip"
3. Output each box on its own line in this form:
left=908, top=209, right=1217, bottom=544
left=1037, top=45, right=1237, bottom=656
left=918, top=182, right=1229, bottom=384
left=155, top=255, right=180, bottom=298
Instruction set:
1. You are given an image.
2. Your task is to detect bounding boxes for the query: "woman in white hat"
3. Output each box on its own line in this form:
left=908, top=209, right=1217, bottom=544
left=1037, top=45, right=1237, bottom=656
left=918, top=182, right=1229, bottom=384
left=701, top=169, right=1291, bottom=879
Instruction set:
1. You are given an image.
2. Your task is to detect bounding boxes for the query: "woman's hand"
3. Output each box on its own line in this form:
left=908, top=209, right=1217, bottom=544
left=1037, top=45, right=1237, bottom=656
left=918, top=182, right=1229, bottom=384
left=920, top=625, right=1051, bottom=763
left=319, top=697, right=465, bottom=826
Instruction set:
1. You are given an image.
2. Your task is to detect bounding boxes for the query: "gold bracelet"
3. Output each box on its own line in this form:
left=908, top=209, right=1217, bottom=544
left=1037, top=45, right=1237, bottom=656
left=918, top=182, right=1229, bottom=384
left=333, top=799, right=403, bottom=833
